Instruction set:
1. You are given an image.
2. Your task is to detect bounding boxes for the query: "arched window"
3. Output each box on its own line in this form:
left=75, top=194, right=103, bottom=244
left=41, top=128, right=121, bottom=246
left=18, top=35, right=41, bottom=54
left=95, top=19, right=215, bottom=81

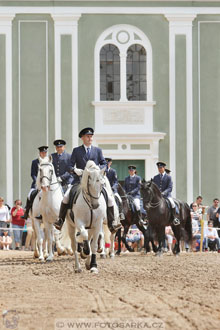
left=100, top=44, right=120, bottom=101
left=127, top=44, right=147, bottom=101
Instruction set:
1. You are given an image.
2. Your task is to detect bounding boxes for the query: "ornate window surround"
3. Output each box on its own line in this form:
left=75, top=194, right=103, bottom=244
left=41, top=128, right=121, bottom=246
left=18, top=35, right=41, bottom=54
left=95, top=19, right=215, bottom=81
left=94, top=24, right=153, bottom=102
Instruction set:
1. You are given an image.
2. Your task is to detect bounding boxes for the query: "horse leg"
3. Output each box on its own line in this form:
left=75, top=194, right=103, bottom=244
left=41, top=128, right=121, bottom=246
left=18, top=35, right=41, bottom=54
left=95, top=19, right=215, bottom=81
left=66, top=220, right=81, bottom=273
left=44, top=221, right=54, bottom=261
left=155, top=228, right=165, bottom=257
left=122, top=226, right=133, bottom=252
left=172, top=225, right=181, bottom=256
left=115, top=228, right=122, bottom=255
left=109, top=232, right=116, bottom=258
left=33, top=218, right=44, bottom=261
left=53, top=227, right=66, bottom=256
left=89, top=227, right=100, bottom=274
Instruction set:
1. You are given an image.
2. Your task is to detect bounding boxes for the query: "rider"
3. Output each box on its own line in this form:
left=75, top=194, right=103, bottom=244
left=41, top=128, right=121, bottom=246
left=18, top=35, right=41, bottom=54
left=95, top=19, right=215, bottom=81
left=54, top=127, right=122, bottom=234
left=153, top=161, right=179, bottom=224
left=105, top=157, right=125, bottom=221
left=21, top=146, right=48, bottom=219
left=51, top=139, right=73, bottom=193
left=124, top=165, right=143, bottom=224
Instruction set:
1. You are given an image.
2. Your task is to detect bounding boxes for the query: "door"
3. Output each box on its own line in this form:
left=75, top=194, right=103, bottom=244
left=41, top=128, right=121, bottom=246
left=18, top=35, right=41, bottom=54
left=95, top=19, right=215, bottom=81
left=111, top=160, right=145, bottom=186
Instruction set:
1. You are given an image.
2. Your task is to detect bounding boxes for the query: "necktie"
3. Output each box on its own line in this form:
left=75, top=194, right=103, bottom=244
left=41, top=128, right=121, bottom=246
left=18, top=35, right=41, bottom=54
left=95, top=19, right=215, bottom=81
left=87, top=148, right=90, bottom=159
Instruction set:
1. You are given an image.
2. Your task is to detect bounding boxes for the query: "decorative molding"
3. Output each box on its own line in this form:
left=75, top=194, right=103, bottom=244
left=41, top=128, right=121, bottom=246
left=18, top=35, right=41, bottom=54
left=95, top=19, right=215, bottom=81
left=0, top=7, right=220, bottom=15
left=165, top=13, right=196, bottom=202
left=92, top=101, right=156, bottom=135
left=0, top=14, right=15, bottom=206
left=51, top=14, right=81, bottom=148
left=93, top=133, right=166, bottom=180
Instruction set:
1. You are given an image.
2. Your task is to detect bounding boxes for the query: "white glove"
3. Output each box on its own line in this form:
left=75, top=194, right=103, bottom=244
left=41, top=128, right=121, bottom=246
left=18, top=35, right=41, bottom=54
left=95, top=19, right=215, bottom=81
left=57, top=177, right=62, bottom=183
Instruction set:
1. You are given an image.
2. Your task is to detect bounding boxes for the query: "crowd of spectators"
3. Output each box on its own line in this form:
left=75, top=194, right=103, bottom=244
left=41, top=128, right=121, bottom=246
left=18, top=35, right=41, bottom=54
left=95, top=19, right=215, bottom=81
left=1, top=194, right=220, bottom=253
left=0, top=196, right=34, bottom=251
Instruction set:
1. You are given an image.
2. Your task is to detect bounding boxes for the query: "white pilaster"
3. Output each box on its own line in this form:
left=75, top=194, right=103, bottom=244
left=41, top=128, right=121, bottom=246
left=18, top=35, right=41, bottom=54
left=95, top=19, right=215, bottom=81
left=165, top=14, right=196, bottom=203
left=0, top=14, right=15, bottom=206
left=51, top=14, right=81, bottom=148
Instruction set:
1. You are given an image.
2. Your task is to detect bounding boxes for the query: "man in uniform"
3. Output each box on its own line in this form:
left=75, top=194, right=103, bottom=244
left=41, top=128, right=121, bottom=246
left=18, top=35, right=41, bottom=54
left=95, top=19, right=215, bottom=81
left=105, top=157, right=125, bottom=221
left=51, top=139, right=73, bottom=192
left=22, top=146, right=48, bottom=219
left=124, top=165, right=142, bottom=223
left=153, top=161, right=179, bottom=224
left=54, top=128, right=122, bottom=233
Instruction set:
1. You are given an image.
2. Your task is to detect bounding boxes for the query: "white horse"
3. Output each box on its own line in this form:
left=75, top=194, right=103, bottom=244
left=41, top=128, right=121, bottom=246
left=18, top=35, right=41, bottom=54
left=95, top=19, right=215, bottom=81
left=65, top=160, right=106, bottom=273
left=31, top=156, right=68, bottom=261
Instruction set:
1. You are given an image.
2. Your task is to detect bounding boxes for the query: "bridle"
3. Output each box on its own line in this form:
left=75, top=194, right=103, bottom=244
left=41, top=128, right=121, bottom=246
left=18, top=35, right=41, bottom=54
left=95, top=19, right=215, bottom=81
left=39, top=163, right=61, bottom=191
left=142, top=182, right=162, bottom=209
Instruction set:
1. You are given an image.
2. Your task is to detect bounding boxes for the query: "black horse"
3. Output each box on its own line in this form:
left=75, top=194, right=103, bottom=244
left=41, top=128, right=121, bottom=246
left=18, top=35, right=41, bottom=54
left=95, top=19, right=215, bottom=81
left=141, top=179, right=192, bottom=256
left=115, top=183, right=157, bottom=255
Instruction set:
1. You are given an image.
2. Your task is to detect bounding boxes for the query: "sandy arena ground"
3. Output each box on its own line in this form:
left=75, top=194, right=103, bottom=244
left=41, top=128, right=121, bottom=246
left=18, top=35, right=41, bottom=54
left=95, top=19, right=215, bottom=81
left=0, top=250, right=220, bottom=330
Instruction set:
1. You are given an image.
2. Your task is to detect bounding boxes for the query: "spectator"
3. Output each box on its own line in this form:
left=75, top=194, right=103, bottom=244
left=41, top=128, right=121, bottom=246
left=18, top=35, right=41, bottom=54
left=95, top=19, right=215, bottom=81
left=0, top=197, right=10, bottom=236
left=0, top=229, right=12, bottom=250
left=207, top=198, right=220, bottom=237
left=11, top=200, right=25, bottom=250
left=191, top=203, right=202, bottom=225
left=190, top=196, right=203, bottom=211
left=204, top=221, right=220, bottom=252
left=191, top=218, right=201, bottom=251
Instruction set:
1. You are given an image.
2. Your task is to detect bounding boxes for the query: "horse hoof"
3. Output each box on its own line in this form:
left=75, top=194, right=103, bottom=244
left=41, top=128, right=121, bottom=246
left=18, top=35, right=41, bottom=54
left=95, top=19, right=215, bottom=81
left=75, top=268, right=82, bottom=273
left=46, top=258, right=53, bottom=262
left=100, top=254, right=106, bottom=259
left=66, top=248, right=73, bottom=255
left=97, top=248, right=103, bottom=253
left=80, top=251, right=88, bottom=259
left=85, top=263, right=90, bottom=270
left=57, top=248, right=66, bottom=256
left=90, top=267, right=98, bottom=274
left=109, top=253, right=115, bottom=259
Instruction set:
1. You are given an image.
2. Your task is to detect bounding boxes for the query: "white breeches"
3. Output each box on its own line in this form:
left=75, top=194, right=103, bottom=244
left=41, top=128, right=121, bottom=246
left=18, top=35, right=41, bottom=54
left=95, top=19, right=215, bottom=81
left=63, top=185, right=114, bottom=207
left=133, top=198, right=140, bottom=211
left=168, top=197, right=175, bottom=208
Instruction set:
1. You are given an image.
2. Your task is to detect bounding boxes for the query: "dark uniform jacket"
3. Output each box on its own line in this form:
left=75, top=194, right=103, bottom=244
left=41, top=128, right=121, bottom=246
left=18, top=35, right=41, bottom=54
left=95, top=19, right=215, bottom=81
left=51, top=151, right=73, bottom=185
left=106, top=167, right=118, bottom=194
left=153, top=173, right=172, bottom=197
left=70, top=145, right=107, bottom=183
left=124, top=175, right=141, bottom=198
left=31, top=158, right=39, bottom=189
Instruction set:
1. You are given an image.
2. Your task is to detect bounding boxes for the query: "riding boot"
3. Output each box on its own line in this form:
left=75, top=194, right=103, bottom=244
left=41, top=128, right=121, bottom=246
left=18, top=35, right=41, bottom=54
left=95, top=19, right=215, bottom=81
left=21, top=198, right=32, bottom=219
left=54, top=202, right=69, bottom=231
left=171, top=207, right=180, bottom=225
left=107, top=206, right=122, bottom=234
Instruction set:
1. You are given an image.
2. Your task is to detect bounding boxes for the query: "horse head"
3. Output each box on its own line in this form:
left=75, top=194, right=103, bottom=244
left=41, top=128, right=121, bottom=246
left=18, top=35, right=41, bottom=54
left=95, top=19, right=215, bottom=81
left=141, top=179, right=163, bottom=210
left=81, top=161, right=105, bottom=209
left=37, top=155, right=54, bottom=192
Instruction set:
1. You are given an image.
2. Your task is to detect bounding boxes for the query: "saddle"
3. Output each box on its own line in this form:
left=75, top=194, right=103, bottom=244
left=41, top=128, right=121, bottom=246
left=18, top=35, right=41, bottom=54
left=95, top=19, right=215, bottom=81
left=164, top=198, right=180, bottom=215
left=127, top=195, right=137, bottom=213
left=69, top=184, right=81, bottom=209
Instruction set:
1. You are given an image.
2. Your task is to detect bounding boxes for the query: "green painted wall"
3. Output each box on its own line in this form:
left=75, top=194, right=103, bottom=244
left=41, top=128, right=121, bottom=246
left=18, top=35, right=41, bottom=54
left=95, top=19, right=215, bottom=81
left=199, top=20, right=220, bottom=203
left=12, top=15, right=55, bottom=202
left=176, top=35, right=187, bottom=201
left=0, top=35, right=6, bottom=199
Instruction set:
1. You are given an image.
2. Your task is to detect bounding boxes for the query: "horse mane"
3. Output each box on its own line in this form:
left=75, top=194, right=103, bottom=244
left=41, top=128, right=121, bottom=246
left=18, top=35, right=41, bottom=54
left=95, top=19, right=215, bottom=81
left=81, top=160, right=100, bottom=191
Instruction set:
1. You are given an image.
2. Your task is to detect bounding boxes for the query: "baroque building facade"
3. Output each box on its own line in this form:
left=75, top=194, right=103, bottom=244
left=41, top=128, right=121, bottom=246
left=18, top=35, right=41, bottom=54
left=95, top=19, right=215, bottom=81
left=0, top=0, right=219, bottom=205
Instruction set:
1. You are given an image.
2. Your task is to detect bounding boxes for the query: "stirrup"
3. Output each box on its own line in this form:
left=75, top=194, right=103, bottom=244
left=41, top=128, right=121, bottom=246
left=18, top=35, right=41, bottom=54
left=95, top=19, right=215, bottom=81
left=173, top=218, right=180, bottom=226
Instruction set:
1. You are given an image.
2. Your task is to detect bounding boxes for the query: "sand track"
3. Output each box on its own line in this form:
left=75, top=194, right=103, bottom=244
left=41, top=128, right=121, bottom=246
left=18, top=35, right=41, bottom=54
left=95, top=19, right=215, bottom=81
left=0, top=250, right=220, bottom=330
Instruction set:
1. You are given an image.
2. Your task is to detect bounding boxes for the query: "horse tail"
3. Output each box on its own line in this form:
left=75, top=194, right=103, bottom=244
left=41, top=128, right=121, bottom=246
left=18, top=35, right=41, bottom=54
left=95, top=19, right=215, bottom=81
left=184, top=203, right=192, bottom=243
